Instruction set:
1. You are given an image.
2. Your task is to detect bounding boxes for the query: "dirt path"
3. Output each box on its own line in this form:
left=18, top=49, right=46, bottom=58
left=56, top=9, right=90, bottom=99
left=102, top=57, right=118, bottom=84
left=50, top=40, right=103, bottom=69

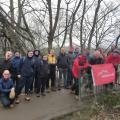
left=0, top=89, right=81, bottom=120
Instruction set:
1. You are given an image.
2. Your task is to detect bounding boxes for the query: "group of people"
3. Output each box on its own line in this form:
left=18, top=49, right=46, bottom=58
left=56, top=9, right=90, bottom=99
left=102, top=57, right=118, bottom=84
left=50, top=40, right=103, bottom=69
left=0, top=45, right=120, bottom=108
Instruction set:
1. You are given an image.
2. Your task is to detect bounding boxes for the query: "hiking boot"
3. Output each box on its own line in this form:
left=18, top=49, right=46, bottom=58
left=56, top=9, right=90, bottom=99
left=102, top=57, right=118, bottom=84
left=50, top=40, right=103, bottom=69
left=51, top=87, right=56, bottom=91
left=75, top=95, right=79, bottom=100
left=9, top=104, right=14, bottom=108
left=70, top=90, right=75, bottom=94
left=36, top=93, right=40, bottom=97
left=15, top=99, right=20, bottom=104
left=29, top=90, right=33, bottom=94
left=46, top=89, right=50, bottom=93
left=58, top=87, right=61, bottom=91
left=25, top=96, right=31, bottom=101
left=41, top=93, right=46, bottom=96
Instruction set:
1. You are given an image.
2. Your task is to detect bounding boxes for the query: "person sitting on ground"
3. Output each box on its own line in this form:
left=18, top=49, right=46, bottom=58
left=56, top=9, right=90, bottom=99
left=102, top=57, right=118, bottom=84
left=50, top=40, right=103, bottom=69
left=0, top=70, right=15, bottom=108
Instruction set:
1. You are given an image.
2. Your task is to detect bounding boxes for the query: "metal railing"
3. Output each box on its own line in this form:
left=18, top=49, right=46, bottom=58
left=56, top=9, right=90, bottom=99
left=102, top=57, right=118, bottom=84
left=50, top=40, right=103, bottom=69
left=78, top=65, right=120, bottom=100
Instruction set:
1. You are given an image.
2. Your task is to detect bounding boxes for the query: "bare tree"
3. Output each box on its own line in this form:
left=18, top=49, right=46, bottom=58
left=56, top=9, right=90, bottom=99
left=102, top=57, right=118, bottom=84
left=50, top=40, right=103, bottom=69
left=87, top=0, right=102, bottom=50
left=80, top=0, right=86, bottom=53
left=46, top=0, right=62, bottom=51
left=69, top=0, right=82, bottom=47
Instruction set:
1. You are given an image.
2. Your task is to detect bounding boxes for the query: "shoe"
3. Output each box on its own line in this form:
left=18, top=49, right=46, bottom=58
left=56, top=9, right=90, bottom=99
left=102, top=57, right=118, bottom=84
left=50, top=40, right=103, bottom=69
left=70, top=90, right=75, bottom=94
left=36, top=94, right=40, bottom=97
left=29, top=91, right=33, bottom=94
left=15, top=99, right=20, bottom=104
left=41, top=93, right=46, bottom=96
left=65, top=86, right=69, bottom=89
left=25, top=96, right=31, bottom=101
left=58, top=88, right=61, bottom=91
left=51, top=88, right=56, bottom=91
left=46, top=89, right=50, bottom=93
left=9, top=104, right=14, bottom=108
left=75, top=95, right=79, bottom=100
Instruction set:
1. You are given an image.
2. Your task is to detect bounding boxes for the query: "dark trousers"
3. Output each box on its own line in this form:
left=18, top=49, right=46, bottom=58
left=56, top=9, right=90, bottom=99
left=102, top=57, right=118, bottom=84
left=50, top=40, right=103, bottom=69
left=46, top=65, right=56, bottom=89
left=30, top=76, right=34, bottom=92
left=58, top=68, right=67, bottom=88
left=0, top=94, right=14, bottom=107
left=34, top=74, right=38, bottom=91
left=67, top=67, right=73, bottom=87
left=75, top=80, right=79, bottom=96
left=71, top=78, right=79, bottom=95
left=36, top=76, right=47, bottom=94
left=46, top=75, right=50, bottom=89
left=16, top=76, right=33, bottom=96
left=11, top=74, right=19, bottom=94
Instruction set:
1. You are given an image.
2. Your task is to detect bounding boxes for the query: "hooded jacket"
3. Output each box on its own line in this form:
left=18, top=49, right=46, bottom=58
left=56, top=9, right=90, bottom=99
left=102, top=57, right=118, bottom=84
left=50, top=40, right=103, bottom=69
left=72, top=55, right=89, bottom=79
left=33, top=50, right=41, bottom=62
left=35, top=59, right=49, bottom=78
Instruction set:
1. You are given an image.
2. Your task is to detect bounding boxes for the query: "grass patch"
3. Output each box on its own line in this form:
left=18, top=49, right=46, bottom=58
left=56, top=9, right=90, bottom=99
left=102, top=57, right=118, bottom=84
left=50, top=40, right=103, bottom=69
left=52, top=91, right=120, bottom=120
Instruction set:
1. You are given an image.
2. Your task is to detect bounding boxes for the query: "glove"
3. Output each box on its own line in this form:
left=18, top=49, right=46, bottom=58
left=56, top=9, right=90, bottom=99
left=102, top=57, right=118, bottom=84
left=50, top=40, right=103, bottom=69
left=9, top=88, right=15, bottom=99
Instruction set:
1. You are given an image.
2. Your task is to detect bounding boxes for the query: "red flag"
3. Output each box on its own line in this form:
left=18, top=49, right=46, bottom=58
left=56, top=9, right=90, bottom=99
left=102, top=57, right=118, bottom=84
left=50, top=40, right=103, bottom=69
left=92, top=64, right=115, bottom=86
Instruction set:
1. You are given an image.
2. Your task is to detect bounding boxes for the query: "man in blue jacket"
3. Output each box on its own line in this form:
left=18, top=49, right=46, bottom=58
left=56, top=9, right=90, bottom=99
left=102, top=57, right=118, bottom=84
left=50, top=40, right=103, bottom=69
left=0, top=70, right=15, bottom=108
left=16, top=50, right=35, bottom=102
left=11, top=51, right=21, bottom=85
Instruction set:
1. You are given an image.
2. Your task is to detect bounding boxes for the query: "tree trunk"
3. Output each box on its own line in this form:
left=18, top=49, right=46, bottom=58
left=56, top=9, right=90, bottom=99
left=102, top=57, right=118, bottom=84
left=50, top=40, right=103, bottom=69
left=61, top=2, right=69, bottom=48
left=10, top=0, right=14, bottom=26
left=69, top=0, right=82, bottom=47
left=115, top=34, right=120, bottom=48
left=80, top=0, right=86, bottom=53
left=48, top=35, right=53, bottom=52
left=87, top=0, right=102, bottom=50
left=46, top=0, right=61, bottom=51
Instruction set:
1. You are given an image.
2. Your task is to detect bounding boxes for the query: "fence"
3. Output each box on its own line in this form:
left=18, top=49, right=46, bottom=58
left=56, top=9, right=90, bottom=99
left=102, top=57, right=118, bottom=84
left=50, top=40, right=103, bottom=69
left=78, top=64, right=120, bottom=100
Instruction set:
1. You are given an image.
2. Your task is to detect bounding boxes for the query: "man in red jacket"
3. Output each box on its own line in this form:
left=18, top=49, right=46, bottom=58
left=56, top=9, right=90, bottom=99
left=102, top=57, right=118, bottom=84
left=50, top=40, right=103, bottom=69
left=106, top=49, right=120, bottom=66
left=106, top=49, right=120, bottom=89
left=72, top=55, right=89, bottom=99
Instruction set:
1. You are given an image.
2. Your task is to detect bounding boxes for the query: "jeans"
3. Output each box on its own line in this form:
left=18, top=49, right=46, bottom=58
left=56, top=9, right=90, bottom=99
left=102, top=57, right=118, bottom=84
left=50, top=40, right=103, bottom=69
left=58, top=68, right=67, bottom=88
left=67, top=67, right=73, bottom=87
left=16, top=76, right=33, bottom=96
left=0, top=94, right=14, bottom=107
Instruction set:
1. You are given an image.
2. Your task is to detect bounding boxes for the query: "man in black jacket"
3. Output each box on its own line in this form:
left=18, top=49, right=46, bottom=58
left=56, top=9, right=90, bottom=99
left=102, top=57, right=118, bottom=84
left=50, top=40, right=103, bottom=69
left=0, top=51, right=13, bottom=78
left=35, top=55, right=49, bottom=97
left=32, top=50, right=41, bottom=93
left=57, top=48, right=69, bottom=90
